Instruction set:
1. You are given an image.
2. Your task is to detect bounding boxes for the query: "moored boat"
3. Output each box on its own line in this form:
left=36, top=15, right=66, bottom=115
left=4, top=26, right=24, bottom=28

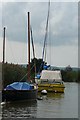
left=2, top=82, right=37, bottom=101
left=2, top=12, right=38, bottom=102
left=35, top=1, right=65, bottom=93
left=35, top=70, right=65, bottom=93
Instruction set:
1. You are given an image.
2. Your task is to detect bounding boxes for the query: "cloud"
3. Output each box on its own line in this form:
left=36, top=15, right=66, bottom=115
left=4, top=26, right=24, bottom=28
left=0, top=2, right=78, bottom=67
left=2, top=2, right=78, bottom=46
left=1, top=0, right=79, bottom=2
left=0, top=38, right=3, bottom=62
left=0, top=39, right=78, bottom=67
left=46, top=45, right=78, bottom=67
left=0, top=3, right=2, bottom=37
left=49, top=2, right=78, bottom=46
left=2, top=2, right=27, bottom=43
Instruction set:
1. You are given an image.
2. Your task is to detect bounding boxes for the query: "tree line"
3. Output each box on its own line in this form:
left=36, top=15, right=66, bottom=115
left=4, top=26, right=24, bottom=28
left=2, top=58, right=80, bottom=88
left=61, top=66, right=79, bottom=82
left=2, top=58, right=45, bottom=88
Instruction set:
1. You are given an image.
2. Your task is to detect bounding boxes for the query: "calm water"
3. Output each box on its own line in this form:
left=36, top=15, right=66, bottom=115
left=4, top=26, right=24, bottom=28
left=0, top=82, right=78, bottom=118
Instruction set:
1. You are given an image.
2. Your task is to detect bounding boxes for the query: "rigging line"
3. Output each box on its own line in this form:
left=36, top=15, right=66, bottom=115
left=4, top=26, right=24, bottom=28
left=42, top=0, right=50, bottom=61
left=44, top=40, right=47, bottom=63
left=30, top=26, right=36, bottom=75
left=19, top=64, right=35, bottom=82
left=38, top=0, right=50, bottom=74
left=30, top=27, right=35, bottom=58
left=6, top=37, right=16, bottom=63
left=49, top=13, right=51, bottom=66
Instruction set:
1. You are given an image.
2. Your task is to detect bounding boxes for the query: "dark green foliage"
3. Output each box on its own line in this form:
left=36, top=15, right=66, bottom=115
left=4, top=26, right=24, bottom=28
left=2, top=61, right=80, bottom=88
left=2, top=58, right=45, bottom=88
left=30, top=58, right=45, bottom=73
left=61, top=66, right=79, bottom=82
left=27, top=58, right=45, bottom=82
left=3, top=62, right=27, bottom=88
left=77, top=70, right=80, bottom=82
left=65, top=65, right=72, bottom=72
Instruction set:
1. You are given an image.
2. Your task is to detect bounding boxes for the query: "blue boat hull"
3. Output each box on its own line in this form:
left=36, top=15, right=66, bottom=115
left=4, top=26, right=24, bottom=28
left=2, top=89, right=38, bottom=102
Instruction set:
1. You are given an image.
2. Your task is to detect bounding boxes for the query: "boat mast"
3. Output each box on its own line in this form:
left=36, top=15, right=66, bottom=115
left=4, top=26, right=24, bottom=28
left=42, top=0, right=50, bottom=63
left=2, top=27, right=6, bottom=89
left=3, top=27, right=6, bottom=63
left=28, top=12, right=30, bottom=81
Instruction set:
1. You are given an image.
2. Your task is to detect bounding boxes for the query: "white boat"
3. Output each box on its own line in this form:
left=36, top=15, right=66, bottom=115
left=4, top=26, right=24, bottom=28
left=35, top=70, right=65, bottom=93
left=35, top=1, right=65, bottom=93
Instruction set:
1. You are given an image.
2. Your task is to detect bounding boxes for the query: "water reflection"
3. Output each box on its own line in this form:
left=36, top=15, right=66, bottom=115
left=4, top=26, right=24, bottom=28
left=1, top=83, right=78, bottom=118
left=38, top=92, right=64, bottom=100
left=0, top=91, right=2, bottom=119
left=36, top=93, right=65, bottom=118
left=2, top=93, right=64, bottom=119
left=2, top=100, right=37, bottom=119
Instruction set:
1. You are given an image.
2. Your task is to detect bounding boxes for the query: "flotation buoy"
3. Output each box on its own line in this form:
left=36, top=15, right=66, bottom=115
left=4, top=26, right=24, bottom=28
left=41, top=90, right=47, bottom=95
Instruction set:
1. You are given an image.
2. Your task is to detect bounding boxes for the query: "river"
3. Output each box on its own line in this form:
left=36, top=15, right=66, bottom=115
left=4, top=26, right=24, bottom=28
left=0, top=82, right=78, bottom=119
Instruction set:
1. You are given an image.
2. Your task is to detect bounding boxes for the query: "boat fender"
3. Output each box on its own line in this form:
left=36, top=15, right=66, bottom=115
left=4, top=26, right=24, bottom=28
left=41, top=90, right=47, bottom=95
left=55, top=90, right=57, bottom=92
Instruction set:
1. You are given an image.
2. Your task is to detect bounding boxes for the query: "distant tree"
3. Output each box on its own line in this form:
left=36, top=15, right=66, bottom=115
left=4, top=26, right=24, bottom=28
left=61, top=66, right=78, bottom=82
left=76, top=70, right=80, bottom=82
left=65, top=65, right=72, bottom=71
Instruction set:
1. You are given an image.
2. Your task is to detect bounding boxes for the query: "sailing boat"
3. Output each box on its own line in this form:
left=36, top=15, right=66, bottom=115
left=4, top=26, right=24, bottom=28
left=35, top=1, right=65, bottom=93
left=2, top=12, right=38, bottom=102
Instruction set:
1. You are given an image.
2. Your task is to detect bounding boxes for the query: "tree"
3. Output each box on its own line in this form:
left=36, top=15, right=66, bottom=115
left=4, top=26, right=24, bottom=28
left=30, top=58, right=45, bottom=73
left=61, top=66, right=78, bottom=82
left=65, top=65, right=72, bottom=72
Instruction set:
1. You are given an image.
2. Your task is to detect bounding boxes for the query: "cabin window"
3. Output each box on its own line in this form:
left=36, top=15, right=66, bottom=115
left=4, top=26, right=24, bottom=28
left=41, top=79, right=48, bottom=84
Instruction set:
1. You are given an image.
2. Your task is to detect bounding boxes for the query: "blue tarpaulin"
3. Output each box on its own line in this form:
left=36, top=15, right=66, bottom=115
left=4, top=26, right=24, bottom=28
left=43, top=65, right=50, bottom=70
left=4, top=82, right=34, bottom=90
left=36, top=74, right=41, bottom=79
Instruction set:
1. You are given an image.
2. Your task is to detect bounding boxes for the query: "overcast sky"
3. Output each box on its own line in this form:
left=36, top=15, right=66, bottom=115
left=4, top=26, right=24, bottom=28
left=0, top=1, right=78, bottom=67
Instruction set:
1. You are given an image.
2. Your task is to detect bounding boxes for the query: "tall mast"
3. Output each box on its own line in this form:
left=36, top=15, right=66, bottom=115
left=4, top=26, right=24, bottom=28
left=2, top=27, right=6, bottom=89
left=42, top=0, right=50, bottom=62
left=28, top=12, right=30, bottom=81
left=3, top=27, right=6, bottom=63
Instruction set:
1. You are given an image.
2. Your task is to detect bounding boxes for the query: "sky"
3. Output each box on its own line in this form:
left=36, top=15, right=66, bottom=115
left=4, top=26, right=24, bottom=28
left=0, top=0, right=78, bottom=67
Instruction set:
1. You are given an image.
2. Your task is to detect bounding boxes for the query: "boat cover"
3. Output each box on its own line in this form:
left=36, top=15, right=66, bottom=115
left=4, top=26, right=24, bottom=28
left=40, top=70, right=62, bottom=81
left=4, top=82, right=34, bottom=90
left=36, top=74, right=41, bottom=79
left=43, top=65, right=50, bottom=70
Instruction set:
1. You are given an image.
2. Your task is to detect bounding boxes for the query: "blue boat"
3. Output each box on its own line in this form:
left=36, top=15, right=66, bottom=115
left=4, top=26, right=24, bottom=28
left=2, top=12, right=38, bottom=102
left=2, top=82, right=37, bottom=101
